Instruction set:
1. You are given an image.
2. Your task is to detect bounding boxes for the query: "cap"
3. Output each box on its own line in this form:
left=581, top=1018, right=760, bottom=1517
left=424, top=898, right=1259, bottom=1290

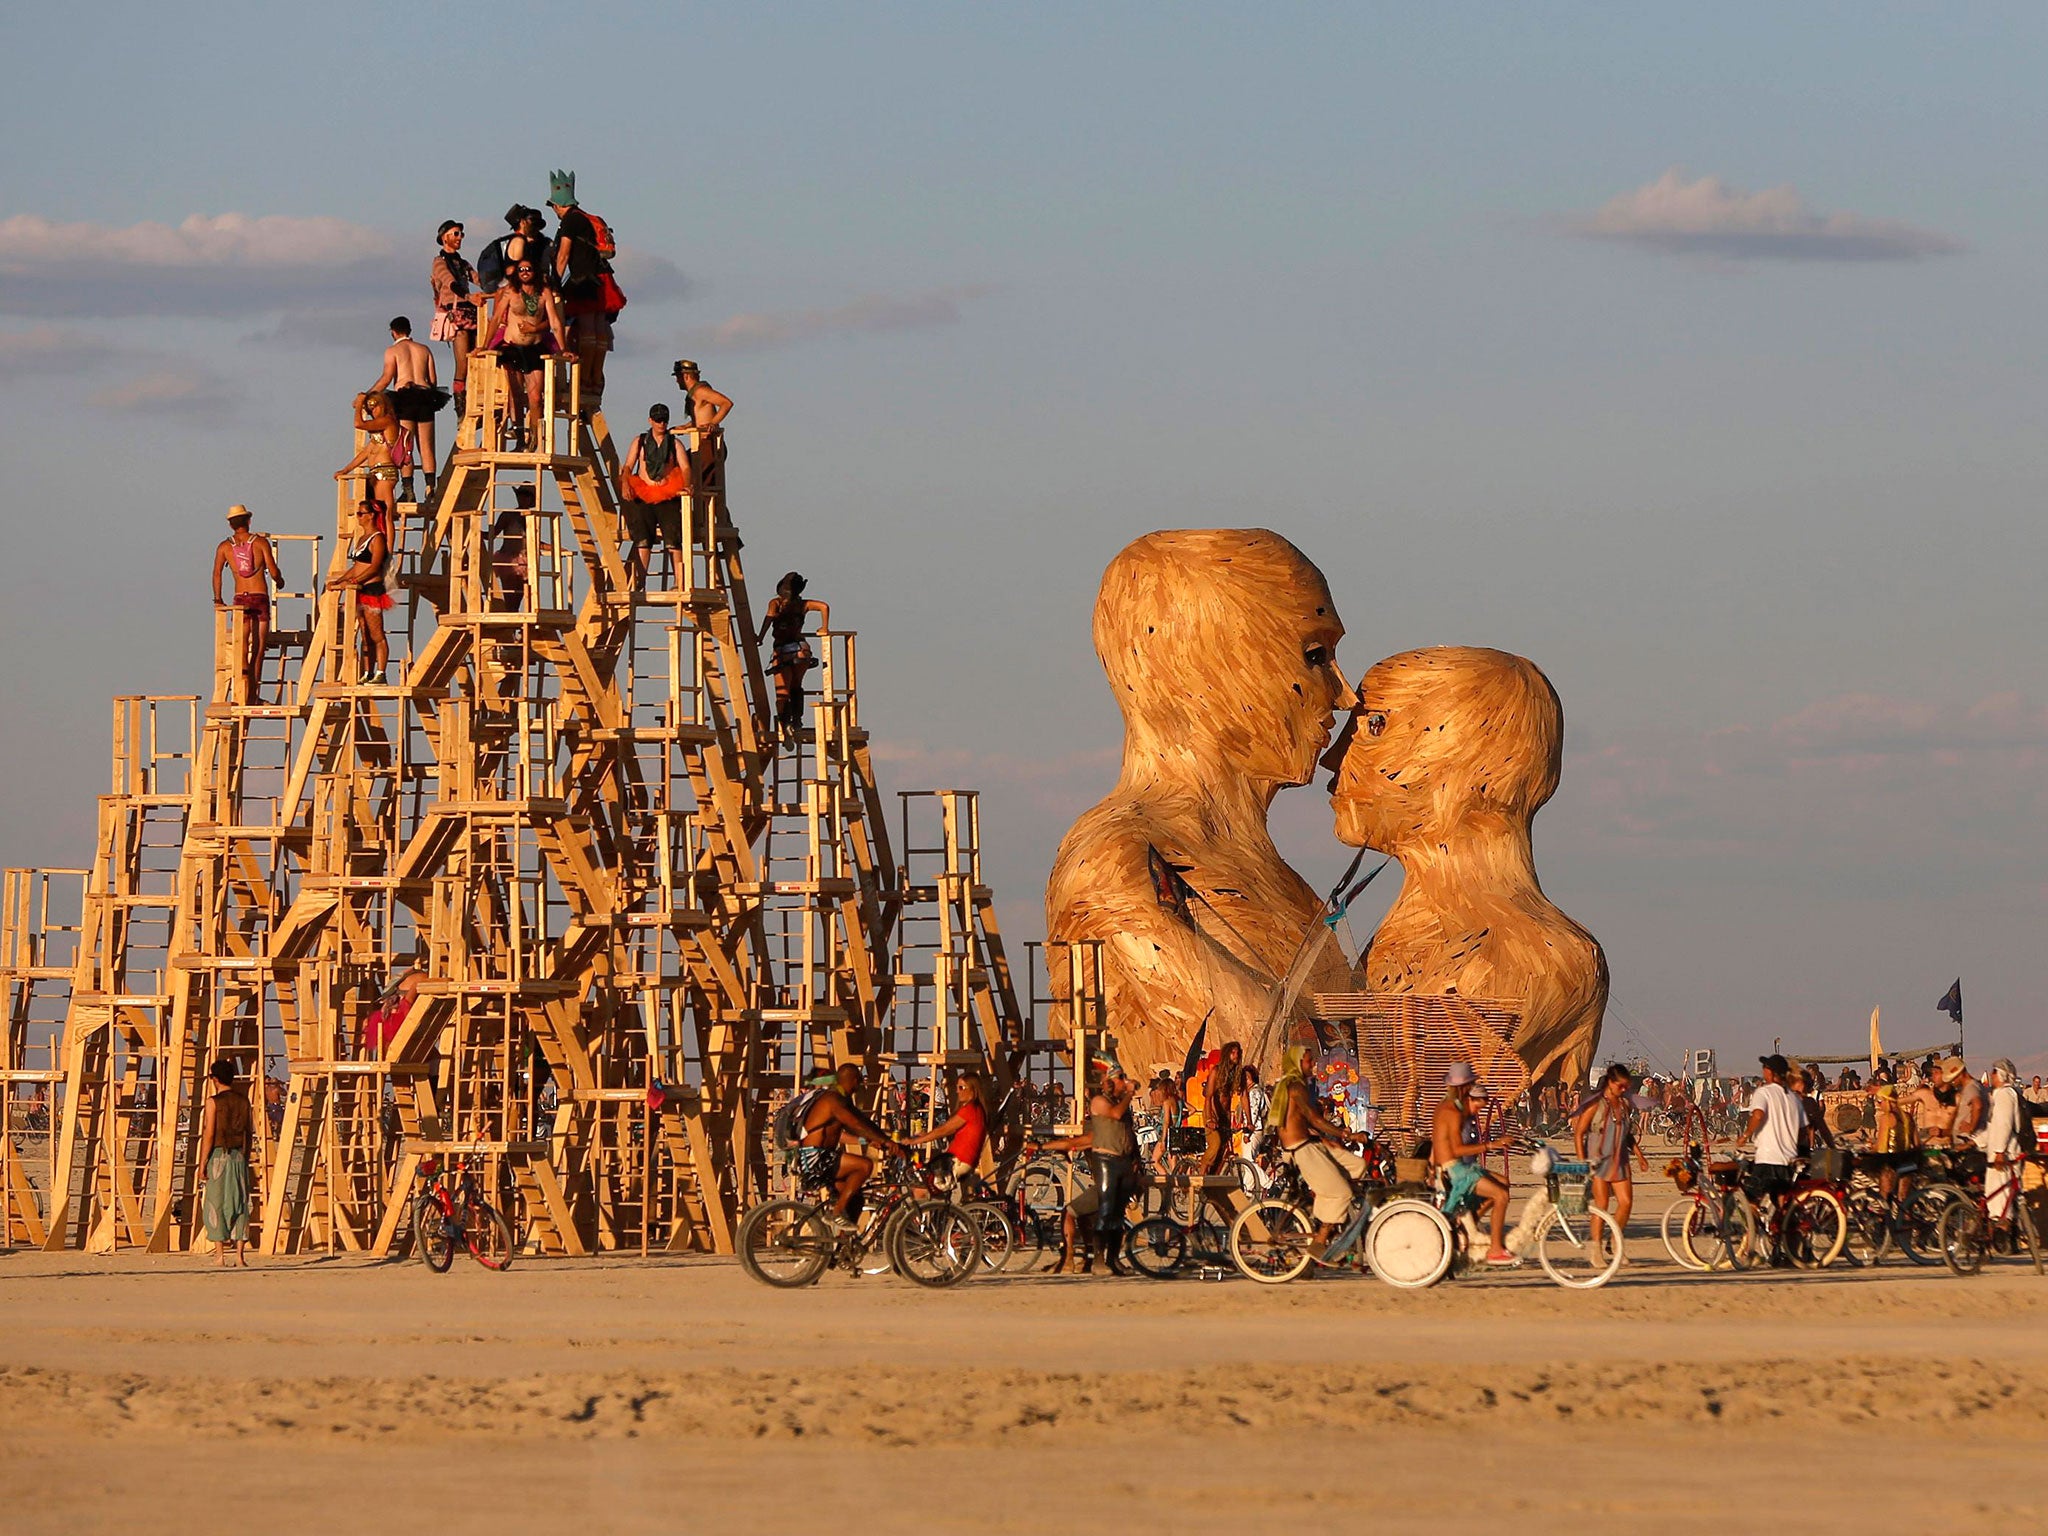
left=1444, top=1061, right=1476, bottom=1087
left=1759, top=1053, right=1790, bottom=1077
left=226, top=504, right=251, bottom=523
left=673, top=358, right=700, bottom=375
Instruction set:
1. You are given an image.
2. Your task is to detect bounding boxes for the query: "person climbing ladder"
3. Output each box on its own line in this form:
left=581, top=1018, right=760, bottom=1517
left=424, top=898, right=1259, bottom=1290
left=757, top=572, right=829, bottom=749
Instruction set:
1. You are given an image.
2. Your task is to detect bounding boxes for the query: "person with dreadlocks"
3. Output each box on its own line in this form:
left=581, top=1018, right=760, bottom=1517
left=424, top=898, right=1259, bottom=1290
left=758, top=572, right=829, bottom=748
left=1272, top=1043, right=1373, bottom=1251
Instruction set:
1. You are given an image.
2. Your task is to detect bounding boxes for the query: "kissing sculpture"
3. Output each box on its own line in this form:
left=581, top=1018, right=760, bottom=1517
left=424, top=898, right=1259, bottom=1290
left=1329, top=646, right=1606, bottom=1088
left=1046, top=530, right=1353, bottom=1072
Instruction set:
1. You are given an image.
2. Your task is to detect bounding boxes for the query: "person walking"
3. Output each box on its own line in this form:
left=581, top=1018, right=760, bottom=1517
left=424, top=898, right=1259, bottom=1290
left=196, top=1057, right=254, bottom=1267
left=1572, top=1063, right=1649, bottom=1263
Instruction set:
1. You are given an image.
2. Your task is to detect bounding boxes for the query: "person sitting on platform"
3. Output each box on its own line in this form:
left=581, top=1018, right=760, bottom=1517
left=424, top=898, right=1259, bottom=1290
left=326, top=500, right=394, bottom=682
left=619, top=403, right=689, bottom=588
left=360, top=966, right=422, bottom=1059
left=370, top=317, right=450, bottom=502
left=488, top=260, right=567, bottom=447
left=1432, top=1061, right=1517, bottom=1266
left=211, top=505, right=282, bottom=705
left=335, top=390, right=404, bottom=515
left=674, top=360, right=733, bottom=498
left=491, top=485, right=534, bottom=612
left=794, top=1061, right=910, bottom=1229
left=758, top=572, right=829, bottom=748
left=430, top=219, right=478, bottom=413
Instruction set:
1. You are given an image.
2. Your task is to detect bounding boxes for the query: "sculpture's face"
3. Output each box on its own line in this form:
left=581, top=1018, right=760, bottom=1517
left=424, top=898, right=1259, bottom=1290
left=1241, top=567, right=1351, bottom=788
left=1327, top=648, right=1562, bottom=852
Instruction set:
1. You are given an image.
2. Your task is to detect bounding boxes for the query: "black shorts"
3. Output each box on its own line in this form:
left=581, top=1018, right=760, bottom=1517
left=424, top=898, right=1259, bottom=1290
left=389, top=384, right=451, bottom=423
left=1744, top=1163, right=1796, bottom=1203
left=623, top=495, right=683, bottom=548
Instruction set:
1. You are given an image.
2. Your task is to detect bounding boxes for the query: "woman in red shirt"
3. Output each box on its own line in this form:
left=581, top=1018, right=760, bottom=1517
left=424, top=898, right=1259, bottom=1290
left=904, top=1068, right=995, bottom=1191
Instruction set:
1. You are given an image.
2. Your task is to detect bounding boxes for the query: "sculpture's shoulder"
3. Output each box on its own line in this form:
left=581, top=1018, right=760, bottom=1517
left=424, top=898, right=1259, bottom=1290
left=1046, top=795, right=1167, bottom=938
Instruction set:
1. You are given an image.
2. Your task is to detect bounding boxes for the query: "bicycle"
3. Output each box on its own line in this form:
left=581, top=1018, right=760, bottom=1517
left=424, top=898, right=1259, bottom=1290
left=413, top=1156, right=515, bottom=1272
left=1934, top=1155, right=2045, bottom=1277
left=1680, top=1158, right=1846, bottom=1271
left=736, top=1156, right=983, bottom=1289
left=1227, top=1143, right=1399, bottom=1284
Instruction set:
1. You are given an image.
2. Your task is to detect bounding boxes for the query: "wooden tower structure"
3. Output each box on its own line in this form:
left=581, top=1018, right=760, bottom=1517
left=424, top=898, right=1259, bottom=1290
left=1, top=351, right=1031, bottom=1255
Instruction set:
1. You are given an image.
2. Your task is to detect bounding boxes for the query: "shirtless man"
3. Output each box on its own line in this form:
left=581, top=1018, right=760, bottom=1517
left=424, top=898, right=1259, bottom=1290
left=1432, top=1062, right=1517, bottom=1265
left=210, top=505, right=282, bottom=704
left=1270, top=1045, right=1372, bottom=1248
left=370, top=317, right=448, bottom=500
left=490, top=261, right=567, bottom=444
left=795, top=1062, right=909, bottom=1228
left=672, top=360, right=733, bottom=497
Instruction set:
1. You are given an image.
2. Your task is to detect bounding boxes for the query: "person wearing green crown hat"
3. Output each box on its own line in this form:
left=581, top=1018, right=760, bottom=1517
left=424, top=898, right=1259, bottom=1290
left=547, top=169, right=614, bottom=409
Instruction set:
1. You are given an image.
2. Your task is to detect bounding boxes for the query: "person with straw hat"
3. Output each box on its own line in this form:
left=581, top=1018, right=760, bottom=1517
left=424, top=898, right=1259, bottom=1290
left=211, top=505, right=281, bottom=705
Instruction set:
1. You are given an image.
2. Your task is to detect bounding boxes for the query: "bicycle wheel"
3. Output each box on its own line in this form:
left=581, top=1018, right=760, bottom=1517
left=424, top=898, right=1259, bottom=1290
left=1681, top=1195, right=1754, bottom=1271
left=1228, top=1199, right=1315, bottom=1284
left=1661, top=1199, right=1707, bottom=1270
left=1126, top=1216, right=1187, bottom=1279
left=415, top=1194, right=456, bottom=1273
left=891, top=1201, right=983, bottom=1288
left=1188, top=1214, right=1232, bottom=1268
left=737, top=1198, right=832, bottom=1288
left=465, top=1202, right=516, bottom=1271
left=1844, top=1189, right=1893, bottom=1267
left=1538, top=1205, right=1623, bottom=1289
left=1936, top=1200, right=1987, bottom=1277
left=1017, top=1159, right=1069, bottom=1220
left=961, top=1201, right=1019, bottom=1273
left=1897, top=1184, right=1963, bottom=1266
left=1784, top=1189, right=1848, bottom=1270
left=1004, top=1200, right=1050, bottom=1271
left=1364, top=1199, right=1456, bottom=1289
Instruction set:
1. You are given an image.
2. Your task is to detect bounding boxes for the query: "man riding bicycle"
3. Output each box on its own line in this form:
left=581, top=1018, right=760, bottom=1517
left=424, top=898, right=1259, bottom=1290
left=1270, top=1044, right=1374, bottom=1249
left=795, top=1063, right=911, bottom=1228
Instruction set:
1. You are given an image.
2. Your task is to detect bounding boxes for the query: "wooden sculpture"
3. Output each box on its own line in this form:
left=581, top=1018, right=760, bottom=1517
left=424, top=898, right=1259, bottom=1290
left=1045, top=529, right=1354, bottom=1072
left=1329, top=645, right=1606, bottom=1088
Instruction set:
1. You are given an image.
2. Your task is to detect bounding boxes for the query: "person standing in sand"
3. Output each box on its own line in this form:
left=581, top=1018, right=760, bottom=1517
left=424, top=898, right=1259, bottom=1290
left=1573, top=1062, right=1648, bottom=1262
left=196, top=1057, right=254, bottom=1267
left=211, top=505, right=282, bottom=705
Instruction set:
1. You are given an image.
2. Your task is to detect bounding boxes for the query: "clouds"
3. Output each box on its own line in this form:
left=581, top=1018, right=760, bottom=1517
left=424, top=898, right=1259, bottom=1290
left=0, top=325, right=120, bottom=374
left=1564, top=169, right=1965, bottom=264
left=694, top=285, right=993, bottom=353
left=89, top=367, right=237, bottom=416
left=0, top=212, right=414, bottom=318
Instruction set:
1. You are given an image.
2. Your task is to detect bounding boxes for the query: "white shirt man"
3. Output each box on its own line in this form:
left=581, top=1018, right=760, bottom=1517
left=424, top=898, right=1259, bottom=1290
left=1975, top=1060, right=2025, bottom=1223
left=1743, top=1058, right=1804, bottom=1169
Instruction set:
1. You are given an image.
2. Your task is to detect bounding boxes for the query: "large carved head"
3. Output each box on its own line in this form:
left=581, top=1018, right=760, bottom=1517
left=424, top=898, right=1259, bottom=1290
left=1330, top=646, right=1562, bottom=852
left=1094, top=530, right=1348, bottom=790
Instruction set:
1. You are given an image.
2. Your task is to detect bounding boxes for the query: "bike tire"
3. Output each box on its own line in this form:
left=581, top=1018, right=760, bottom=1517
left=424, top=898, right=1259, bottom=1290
left=1365, top=1199, right=1456, bottom=1289
left=962, top=1201, right=1019, bottom=1273
left=1785, top=1188, right=1848, bottom=1270
left=1228, top=1199, right=1315, bottom=1285
left=1897, top=1184, right=1963, bottom=1266
left=466, top=1202, right=516, bottom=1271
left=1661, top=1199, right=1707, bottom=1271
left=1936, top=1200, right=1987, bottom=1277
left=737, top=1198, right=832, bottom=1288
left=1126, top=1216, right=1187, bottom=1280
left=890, top=1201, right=983, bottom=1288
left=415, top=1194, right=456, bottom=1273
left=1844, top=1189, right=1893, bottom=1267
left=1004, top=1201, right=1050, bottom=1271
left=1681, top=1195, right=1753, bottom=1272
left=1537, top=1204, right=1623, bottom=1290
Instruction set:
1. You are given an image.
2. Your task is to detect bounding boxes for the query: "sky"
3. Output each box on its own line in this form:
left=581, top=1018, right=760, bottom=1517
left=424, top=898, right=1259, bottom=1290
left=2, top=3, right=2044, bottom=1070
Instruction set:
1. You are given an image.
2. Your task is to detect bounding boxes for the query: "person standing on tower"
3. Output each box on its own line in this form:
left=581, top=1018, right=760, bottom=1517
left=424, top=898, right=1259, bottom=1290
left=211, top=505, right=282, bottom=705
left=429, top=220, right=478, bottom=414
left=369, top=317, right=449, bottom=502
left=547, top=170, right=614, bottom=410
left=672, top=360, right=733, bottom=498
left=758, top=572, right=828, bottom=748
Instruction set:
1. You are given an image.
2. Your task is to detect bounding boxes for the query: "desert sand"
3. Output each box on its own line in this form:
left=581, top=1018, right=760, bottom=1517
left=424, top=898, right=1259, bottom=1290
left=8, top=1186, right=2048, bottom=1536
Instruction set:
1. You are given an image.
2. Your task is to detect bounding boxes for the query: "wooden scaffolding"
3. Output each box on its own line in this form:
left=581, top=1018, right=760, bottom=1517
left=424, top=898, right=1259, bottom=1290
left=1, top=350, right=1030, bottom=1255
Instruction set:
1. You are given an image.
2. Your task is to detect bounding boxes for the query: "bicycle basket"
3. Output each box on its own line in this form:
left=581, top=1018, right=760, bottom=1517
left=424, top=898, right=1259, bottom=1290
left=1393, top=1156, right=1432, bottom=1187
left=1549, top=1158, right=1591, bottom=1217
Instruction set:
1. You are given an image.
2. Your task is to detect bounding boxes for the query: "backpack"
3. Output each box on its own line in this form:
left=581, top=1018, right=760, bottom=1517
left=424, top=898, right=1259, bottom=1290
left=583, top=210, right=618, bottom=262
left=773, top=1086, right=826, bottom=1152
left=476, top=234, right=512, bottom=293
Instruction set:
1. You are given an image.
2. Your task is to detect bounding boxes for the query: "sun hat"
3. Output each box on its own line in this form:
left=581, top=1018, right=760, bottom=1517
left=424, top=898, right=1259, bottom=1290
left=1444, top=1061, right=1476, bottom=1087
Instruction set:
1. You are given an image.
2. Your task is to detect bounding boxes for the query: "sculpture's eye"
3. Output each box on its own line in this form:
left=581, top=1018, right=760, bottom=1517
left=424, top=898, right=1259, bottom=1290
left=1365, top=711, right=1387, bottom=737
left=1304, top=644, right=1329, bottom=668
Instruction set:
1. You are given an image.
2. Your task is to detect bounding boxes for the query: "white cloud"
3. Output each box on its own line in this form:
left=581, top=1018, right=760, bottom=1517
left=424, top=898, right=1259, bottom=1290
left=1565, top=169, right=1965, bottom=263
left=0, top=211, right=411, bottom=317
left=89, top=367, right=237, bottom=416
left=696, top=285, right=993, bottom=353
left=0, top=325, right=120, bottom=375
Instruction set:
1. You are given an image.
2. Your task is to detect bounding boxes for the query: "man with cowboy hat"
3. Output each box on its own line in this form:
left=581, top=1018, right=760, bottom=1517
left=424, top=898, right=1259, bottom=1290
left=210, top=506, right=281, bottom=704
